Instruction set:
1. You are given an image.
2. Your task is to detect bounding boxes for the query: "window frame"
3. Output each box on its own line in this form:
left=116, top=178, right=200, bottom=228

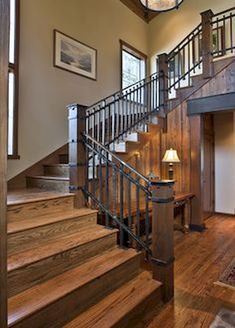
left=8, top=0, right=20, bottom=160
left=120, top=40, right=147, bottom=90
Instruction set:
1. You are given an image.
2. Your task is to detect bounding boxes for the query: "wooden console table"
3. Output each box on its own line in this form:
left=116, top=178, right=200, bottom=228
left=174, top=192, right=195, bottom=233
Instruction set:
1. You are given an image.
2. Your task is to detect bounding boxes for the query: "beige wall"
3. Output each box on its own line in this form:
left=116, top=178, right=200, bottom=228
left=8, top=0, right=148, bottom=179
left=214, top=112, right=235, bottom=215
left=148, top=0, right=235, bottom=71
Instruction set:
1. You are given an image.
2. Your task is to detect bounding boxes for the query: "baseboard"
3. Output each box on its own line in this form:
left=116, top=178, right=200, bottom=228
left=189, top=223, right=206, bottom=232
left=214, top=212, right=235, bottom=217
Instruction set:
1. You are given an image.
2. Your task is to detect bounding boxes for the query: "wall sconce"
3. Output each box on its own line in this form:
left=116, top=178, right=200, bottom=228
left=162, top=148, right=180, bottom=180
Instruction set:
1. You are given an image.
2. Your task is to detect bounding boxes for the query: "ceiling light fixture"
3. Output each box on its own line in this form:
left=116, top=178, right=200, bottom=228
left=139, top=0, right=184, bottom=13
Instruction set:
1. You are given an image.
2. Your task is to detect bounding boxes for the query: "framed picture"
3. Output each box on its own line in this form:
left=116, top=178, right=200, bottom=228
left=54, top=30, right=97, bottom=80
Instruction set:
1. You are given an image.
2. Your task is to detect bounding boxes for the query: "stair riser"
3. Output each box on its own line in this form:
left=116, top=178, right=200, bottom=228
left=10, top=255, right=141, bottom=328
left=27, top=177, right=69, bottom=193
left=44, top=165, right=69, bottom=178
left=59, top=154, right=69, bottom=164
left=8, top=214, right=97, bottom=255
left=113, top=284, right=162, bottom=328
left=8, top=232, right=117, bottom=297
left=7, top=196, right=74, bottom=222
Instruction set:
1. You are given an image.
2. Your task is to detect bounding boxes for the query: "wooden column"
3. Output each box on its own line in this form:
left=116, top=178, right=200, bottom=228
left=201, top=9, right=214, bottom=79
left=67, top=104, right=87, bottom=208
left=151, top=180, right=175, bottom=302
left=158, top=53, right=169, bottom=131
left=0, top=0, right=9, bottom=326
left=189, top=115, right=205, bottom=231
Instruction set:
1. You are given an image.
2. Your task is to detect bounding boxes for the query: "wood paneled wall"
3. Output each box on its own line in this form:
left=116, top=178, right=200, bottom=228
left=161, top=59, right=235, bottom=227
left=0, top=0, right=9, bottom=326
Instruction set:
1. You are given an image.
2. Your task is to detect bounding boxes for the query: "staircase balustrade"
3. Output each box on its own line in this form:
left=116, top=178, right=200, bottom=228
left=67, top=6, right=235, bottom=302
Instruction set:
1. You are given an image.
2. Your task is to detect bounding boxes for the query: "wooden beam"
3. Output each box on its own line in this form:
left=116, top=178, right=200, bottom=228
left=119, top=0, right=158, bottom=23
left=188, top=92, right=235, bottom=116
left=0, top=0, right=9, bottom=326
left=201, top=10, right=214, bottom=78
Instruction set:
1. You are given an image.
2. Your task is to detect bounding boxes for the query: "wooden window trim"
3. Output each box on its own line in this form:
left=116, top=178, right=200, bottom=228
left=120, top=39, right=147, bottom=90
left=8, top=0, right=20, bottom=160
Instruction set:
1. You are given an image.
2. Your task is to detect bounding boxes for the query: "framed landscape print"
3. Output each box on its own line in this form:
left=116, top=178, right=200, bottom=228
left=54, top=30, right=97, bottom=80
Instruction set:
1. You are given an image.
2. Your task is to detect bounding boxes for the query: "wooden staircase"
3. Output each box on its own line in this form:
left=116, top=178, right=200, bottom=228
left=25, top=120, right=161, bottom=194
left=7, top=189, right=162, bottom=328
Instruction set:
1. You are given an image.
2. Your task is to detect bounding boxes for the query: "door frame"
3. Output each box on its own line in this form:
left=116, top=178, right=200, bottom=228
left=0, top=0, right=9, bottom=326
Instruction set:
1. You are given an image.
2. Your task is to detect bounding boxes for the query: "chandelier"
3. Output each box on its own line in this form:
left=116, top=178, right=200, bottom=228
left=139, top=0, right=184, bottom=12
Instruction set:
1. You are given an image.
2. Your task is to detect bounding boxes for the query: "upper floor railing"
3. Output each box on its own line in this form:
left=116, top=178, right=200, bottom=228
left=158, top=7, right=235, bottom=96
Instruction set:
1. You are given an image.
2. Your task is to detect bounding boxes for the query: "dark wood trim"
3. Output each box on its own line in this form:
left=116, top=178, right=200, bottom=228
left=188, top=92, right=235, bottom=116
left=120, top=39, right=147, bottom=89
left=0, top=0, right=9, bottom=326
left=53, top=29, right=98, bottom=81
left=119, top=0, right=159, bottom=23
left=8, top=0, right=20, bottom=159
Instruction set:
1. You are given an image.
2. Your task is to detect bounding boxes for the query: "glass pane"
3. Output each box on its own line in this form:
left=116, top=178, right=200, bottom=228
left=8, top=72, right=15, bottom=155
left=9, top=0, right=16, bottom=64
left=122, top=50, right=145, bottom=89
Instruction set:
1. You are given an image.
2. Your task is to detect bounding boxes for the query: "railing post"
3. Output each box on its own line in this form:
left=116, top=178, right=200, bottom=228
left=201, top=9, right=214, bottom=78
left=158, top=53, right=168, bottom=131
left=151, top=180, right=175, bottom=303
left=67, top=104, right=87, bottom=208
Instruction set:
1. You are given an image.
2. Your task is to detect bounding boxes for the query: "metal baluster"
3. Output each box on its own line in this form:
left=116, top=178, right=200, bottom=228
left=127, top=178, right=132, bottom=247
left=98, top=152, right=103, bottom=212
left=188, top=38, right=191, bottom=86
left=102, top=105, right=105, bottom=145
left=230, top=13, right=233, bottom=53
left=145, top=192, right=150, bottom=246
left=216, top=18, right=219, bottom=56
left=119, top=165, right=124, bottom=247
left=136, top=179, right=140, bottom=250
left=105, top=151, right=110, bottom=227
left=116, top=95, right=120, bottom=140
left=192, top=32, right=196, bottom=73
left=112, top=166, right=117, bottom=220
left=97, top=106, right=100, bottom=143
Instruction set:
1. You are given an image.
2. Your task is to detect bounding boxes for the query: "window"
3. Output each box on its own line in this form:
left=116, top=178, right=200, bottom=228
left=8, top=0, right=20, bottom=158
left=120, top=40, right=147, bottom=89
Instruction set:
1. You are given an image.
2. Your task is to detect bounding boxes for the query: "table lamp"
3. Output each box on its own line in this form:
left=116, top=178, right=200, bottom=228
left=162, top=148, right=180, bottom=180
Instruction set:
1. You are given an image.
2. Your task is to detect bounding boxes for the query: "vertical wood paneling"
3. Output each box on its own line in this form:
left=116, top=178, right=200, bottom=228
left=0, top=0, right=9, bottom=326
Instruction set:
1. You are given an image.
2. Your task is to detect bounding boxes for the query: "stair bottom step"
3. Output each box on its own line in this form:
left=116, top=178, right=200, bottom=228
left=63, top=271, right=162, bottom=328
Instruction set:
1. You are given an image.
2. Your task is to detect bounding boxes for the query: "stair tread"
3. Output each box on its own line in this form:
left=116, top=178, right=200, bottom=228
left=27, top=175, right=69, bottom=181
left=63, top=271, right=161, bottom=328
left=44, top=164, right=69, bottom=167
left=7, top=188, right=74, bottom=206
left=8, top=226, right=117, bottom=272
left=8, top=247, right=139, bottom=326
left=8, top=208, right=97, bottom=234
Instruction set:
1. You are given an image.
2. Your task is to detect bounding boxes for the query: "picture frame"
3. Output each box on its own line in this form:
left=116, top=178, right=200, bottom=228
left=54, top=30, right=97, bottom=80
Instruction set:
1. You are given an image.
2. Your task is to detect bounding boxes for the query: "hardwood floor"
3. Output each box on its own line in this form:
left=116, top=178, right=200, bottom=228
left=140, top=214, right=235, bottom=328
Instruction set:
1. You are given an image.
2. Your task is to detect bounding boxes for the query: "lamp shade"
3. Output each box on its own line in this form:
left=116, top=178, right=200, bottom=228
left=162, top=148, right=180, bottom=163
left=140, top=0, right=184, bottom=12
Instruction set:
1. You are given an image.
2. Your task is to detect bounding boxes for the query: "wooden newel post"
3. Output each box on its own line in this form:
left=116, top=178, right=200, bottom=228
left=151, top=180, right=175, bottom=302
left=201, top=9, right=214, bottom=79
left=67, top=104, right=87, bottom=208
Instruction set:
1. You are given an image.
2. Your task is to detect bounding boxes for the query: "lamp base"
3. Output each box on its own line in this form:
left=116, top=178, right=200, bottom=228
left=168, top=163, right=174, bottom=180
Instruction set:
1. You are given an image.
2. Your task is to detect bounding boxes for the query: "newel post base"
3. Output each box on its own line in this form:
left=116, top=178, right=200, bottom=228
left=67, top=104, right=87, bottom=208
left=150, top=180, right=175, bottom=303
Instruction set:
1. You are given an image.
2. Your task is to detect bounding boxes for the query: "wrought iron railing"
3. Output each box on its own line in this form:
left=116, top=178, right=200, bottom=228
left=167, top=23, right=203, bottom=92
left=212, top=7, right=235, bottom=57
left=86, top=72, right=161, bottom=148
left=83, top=133, right=152, bottom=253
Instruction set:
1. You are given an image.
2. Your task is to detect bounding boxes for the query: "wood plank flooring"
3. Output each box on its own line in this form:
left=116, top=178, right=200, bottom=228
left=139, top=214, right=235, bottom=328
